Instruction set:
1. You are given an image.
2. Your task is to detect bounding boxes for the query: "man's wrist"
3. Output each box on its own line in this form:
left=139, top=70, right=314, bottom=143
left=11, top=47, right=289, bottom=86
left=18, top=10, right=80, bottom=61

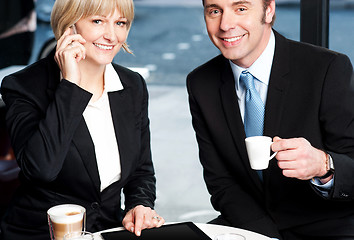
left=319, top=153, right=334, bottom=179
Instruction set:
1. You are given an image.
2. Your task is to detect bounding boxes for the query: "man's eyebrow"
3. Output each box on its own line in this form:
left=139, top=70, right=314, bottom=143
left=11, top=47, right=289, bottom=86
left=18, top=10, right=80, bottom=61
left=232, top=0, right=252, bottom=6
left=204, top=3, right=220, bottom=9
left=205, top=1, right=252, bottom=9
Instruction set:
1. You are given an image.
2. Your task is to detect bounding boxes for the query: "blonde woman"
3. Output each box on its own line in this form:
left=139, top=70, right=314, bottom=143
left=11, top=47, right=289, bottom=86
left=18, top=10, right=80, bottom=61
left=0, top=0, right=164, bottom=239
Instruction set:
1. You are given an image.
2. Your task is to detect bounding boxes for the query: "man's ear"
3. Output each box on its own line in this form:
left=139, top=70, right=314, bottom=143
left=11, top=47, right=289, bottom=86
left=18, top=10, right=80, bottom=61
left=265, top=0, right=276, bottom=24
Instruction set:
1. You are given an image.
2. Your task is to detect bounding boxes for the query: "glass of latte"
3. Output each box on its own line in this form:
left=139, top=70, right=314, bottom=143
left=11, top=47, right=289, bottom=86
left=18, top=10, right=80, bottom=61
left=47, top=204, right=86, bottom=240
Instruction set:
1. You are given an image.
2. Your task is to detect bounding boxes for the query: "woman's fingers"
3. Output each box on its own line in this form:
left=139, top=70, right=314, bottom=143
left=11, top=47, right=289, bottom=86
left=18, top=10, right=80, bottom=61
left=122, top=206, right=165, bottom=237
left=66, top=41, right=86, bottom=62
left=54, top=28, right=87, bottom=84
left=56, top=28, right=71, bottom=49
left=56, top=28, right=86, bottom=61
left=57, top=28, right=86, bottom=49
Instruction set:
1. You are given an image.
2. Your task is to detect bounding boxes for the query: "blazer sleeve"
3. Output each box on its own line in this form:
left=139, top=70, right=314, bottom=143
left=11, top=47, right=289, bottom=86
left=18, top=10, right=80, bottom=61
left=319, top=53, right=354, bottom=200
left=122, top=74, right=156, bottom=212
left=187, top=74, right=281, bottom=238
left=1, top=74, right=92, bottom=182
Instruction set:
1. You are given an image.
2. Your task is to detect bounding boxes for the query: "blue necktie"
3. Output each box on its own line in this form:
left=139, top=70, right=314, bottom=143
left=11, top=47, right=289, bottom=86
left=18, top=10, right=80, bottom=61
left=240, top=71, right=265, bottom=180
left=240, top=71, right=265, bottom=137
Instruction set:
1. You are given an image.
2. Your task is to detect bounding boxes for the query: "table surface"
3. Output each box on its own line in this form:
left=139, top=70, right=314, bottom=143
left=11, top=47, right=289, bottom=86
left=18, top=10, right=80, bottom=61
left=93, top=223, right=272, bottom=240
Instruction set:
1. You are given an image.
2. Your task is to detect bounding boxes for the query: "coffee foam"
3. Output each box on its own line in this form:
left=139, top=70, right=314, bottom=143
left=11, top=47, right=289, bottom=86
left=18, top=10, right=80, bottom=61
left=48, top=204, right=85, bottom=224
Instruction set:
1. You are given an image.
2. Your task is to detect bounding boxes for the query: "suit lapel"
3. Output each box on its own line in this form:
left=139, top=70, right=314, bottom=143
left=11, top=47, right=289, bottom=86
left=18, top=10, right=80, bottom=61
left=219, top=58, right=263, bottom=190
left=108, top=89, right=132, bottom=182
left=264, top=31, right=291, bottom=137
left=107, top=66, right=137, bottom=182
left=263, top=31, right=292, bottom=182
left=72, top=118, right=101, bottom=194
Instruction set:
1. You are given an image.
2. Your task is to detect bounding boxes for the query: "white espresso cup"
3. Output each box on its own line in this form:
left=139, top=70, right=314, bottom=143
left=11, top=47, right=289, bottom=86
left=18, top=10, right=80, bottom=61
left=47, top=204, right=86, bottom=240
left=245, top=136, right=277, bottom=170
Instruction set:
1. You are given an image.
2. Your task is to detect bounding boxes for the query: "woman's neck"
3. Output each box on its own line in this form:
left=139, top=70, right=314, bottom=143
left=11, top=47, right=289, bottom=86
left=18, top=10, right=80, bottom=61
left=79, top=61, right=106, bottom=102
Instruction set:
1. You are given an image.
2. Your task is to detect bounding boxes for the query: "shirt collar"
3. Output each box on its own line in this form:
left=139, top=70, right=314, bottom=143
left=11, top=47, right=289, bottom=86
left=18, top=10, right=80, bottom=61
left=86, top=63, right=124, bottom=107
left=59, top=63, right=124, bottom=92
left=231, top=30, right=275, bottom=91
left=104, top=63, right=124, bottom=92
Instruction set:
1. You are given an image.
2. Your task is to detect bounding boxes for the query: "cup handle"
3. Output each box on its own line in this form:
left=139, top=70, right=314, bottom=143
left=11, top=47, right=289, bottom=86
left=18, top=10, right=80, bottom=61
left=268, top=151, right=277, bottom=161
left=268, top=141, right=277, bottom=161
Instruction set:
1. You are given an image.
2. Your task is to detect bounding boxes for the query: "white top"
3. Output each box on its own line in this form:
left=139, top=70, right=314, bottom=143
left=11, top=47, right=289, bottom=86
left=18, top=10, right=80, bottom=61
left=83, top=63, right=123, bottom=192
left=230, top=31, right=275, bottom=122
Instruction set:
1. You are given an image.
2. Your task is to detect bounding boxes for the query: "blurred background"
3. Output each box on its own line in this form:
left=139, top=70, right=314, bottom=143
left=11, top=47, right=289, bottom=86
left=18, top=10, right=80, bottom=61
left=1, top=0, right=354, bottom=224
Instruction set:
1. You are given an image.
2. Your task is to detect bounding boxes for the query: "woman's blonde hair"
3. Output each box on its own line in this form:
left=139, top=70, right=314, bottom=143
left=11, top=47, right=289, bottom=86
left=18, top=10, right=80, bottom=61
left=51, top=0, right=134, bottom=53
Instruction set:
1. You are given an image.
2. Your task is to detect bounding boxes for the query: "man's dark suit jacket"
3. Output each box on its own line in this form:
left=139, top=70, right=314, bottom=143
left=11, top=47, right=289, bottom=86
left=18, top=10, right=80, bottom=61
left=0, top=52, right=156, bottom=240
left=187, top=31, right=354, bottom=238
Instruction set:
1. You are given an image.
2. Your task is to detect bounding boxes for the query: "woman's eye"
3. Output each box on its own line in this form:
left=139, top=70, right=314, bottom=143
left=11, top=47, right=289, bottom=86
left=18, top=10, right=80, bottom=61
left=93, top=19, right=102, bottom=24
left=117, top=21, right=127, bottom=26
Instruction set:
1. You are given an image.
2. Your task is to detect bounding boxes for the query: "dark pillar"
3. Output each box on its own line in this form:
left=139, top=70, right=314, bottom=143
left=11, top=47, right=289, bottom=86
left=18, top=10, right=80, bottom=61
left=300, top=0, right=329, bottom=48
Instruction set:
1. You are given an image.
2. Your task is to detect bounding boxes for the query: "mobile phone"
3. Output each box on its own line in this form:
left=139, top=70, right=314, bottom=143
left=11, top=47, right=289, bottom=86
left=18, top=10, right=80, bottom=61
left=71, top=24, right=77, bottom=34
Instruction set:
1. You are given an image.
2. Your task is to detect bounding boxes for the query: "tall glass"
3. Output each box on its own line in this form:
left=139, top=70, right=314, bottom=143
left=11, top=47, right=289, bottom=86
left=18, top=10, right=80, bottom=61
left=47, top=204, right=86, bottom=240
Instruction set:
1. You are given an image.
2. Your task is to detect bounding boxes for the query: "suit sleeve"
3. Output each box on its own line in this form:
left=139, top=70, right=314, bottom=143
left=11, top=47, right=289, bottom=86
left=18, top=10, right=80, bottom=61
left=187, top=75, right=282, bottom=238
left=122, top=75, right=156, bottom=212
left=1, top=76, right=91, bottom=182
left=319, top=53, right=354, bottom=200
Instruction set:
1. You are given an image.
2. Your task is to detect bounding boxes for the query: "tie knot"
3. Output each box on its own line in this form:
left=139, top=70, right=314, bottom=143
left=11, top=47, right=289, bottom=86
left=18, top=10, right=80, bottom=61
left=240, top=71, right=255, bottom=90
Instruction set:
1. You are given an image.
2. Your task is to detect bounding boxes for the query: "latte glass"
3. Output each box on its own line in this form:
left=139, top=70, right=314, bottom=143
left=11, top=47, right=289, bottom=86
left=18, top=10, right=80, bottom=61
left=47, top=204, right=86, bottom=240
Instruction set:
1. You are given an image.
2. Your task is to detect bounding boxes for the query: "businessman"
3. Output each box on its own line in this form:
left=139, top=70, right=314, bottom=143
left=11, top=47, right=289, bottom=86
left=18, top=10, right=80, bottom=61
left=187, top=0, right=354, bottom=239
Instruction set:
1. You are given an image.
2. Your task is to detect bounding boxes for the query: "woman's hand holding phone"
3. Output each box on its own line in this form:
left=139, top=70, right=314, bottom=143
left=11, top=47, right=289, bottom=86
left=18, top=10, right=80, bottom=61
left=54, top=26, right=86, bottom=86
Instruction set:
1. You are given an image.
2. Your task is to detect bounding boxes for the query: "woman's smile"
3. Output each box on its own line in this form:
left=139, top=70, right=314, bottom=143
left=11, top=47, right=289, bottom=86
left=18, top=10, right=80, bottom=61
left=93, top=43, right=115, bottom=50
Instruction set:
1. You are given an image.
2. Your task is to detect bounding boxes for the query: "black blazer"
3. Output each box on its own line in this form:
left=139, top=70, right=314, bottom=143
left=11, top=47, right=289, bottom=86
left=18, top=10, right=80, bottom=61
left=187, top=31, right=354, bottom=238
left=0, top=52, right=156, bottom=240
